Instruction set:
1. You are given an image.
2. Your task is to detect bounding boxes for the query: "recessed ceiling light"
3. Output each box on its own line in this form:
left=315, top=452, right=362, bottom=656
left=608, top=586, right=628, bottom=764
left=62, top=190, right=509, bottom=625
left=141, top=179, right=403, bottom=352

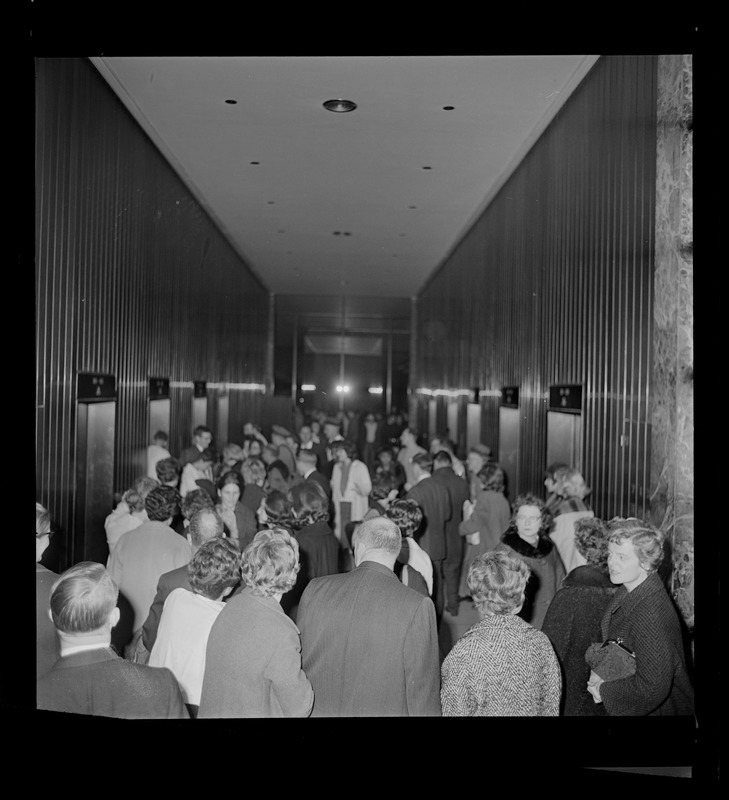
left=250, top=161, right=260, bottom=165
left=422, top=166, right=432, bottom=170
left=323, top=98, right=357, bottom=113
left=267, top=201, right=275, bottom=205
left=443, top=105, right=455, bottom=110
left=409, top=205, right=418, bottom=210
left=225, top=99, right=237, bottom=105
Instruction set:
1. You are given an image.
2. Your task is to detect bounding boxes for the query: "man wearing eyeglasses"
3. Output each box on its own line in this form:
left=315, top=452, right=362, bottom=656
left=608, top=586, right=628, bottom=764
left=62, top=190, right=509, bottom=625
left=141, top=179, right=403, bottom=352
left=36, top=503, right=60, bottom=679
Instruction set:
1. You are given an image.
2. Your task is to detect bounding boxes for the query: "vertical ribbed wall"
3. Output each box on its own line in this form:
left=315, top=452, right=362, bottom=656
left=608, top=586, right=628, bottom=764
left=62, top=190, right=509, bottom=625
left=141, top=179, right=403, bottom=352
left=416, top=56, right=657, bottom=521
left=36, top=58, right=269, bottom=567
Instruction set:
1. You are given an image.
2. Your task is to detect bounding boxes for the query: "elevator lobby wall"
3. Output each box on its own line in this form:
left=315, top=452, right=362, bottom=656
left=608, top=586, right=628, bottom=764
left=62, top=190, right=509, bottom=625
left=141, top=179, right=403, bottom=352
left=35, top=58, right=270, bottom=571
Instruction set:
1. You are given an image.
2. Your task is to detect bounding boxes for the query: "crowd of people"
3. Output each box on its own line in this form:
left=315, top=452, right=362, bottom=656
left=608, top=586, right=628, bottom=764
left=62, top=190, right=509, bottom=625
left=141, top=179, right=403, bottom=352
left=36, top=409, right=695, bottom=719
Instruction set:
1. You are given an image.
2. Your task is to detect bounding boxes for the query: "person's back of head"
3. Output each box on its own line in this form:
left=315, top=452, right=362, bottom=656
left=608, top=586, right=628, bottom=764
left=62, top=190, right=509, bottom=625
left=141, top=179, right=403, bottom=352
left=188, top=507, right=225, bottom=547
left=50, top=561, right=119, bottom=634
left=156, top=456, right=182, bottom=485
left=145, top=485, right=181, bottom=522
left=187, top=537, right=241, bottom=600
left=152, top=430, right=169, bottom=446
left=411, top=452, right=433, bottom=474
left=181, top=488, right=214, bottom=521
left=352, top=516, right=402, bottom=567
left=561, top=468, right=589, bottom=500
left=574, top=517, right=610, bottom=571
left=291, top=481, right=328, bottom=527
left=241, top=456, right=266, bottom=486
left=477, top=462, right=506, bottom=493
left=385, top=498, right=423, bottom=538
left=433, top=450, right=453, bottom=471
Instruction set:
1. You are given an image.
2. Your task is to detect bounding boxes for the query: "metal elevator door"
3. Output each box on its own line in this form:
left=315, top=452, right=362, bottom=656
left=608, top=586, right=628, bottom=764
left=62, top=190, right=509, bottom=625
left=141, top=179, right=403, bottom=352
left=546, top=410, right=583, bottom=472
left=74, top=400, right=116, bottom=565
left=498, top=406, right=520, bottom=499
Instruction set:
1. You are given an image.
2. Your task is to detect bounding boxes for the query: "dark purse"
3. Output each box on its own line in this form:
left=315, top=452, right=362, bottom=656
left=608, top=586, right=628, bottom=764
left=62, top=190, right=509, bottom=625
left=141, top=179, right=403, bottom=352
left=585, top=637, right=636, bottom=681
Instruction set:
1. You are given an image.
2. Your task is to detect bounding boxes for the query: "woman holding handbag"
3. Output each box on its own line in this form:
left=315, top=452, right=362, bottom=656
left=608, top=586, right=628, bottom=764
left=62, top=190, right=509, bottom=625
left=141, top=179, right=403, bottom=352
left=586, top=518, right=694, bottom=716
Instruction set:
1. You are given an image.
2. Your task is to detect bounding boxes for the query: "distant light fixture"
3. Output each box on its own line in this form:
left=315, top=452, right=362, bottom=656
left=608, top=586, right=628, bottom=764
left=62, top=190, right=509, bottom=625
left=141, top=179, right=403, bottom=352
left=443, top=105, right=455, bottom=110
left=422, top=166, right=432, bottom=170
left=225, top=99, right=237, bottom=105
left=336, top=384, right=351, bottom=393
left=369, top=387, right=383, bottom=395
left=250, top=161, right=260, bottom=165
left=323, top=98, right=357, bottom=113
left=302, top=384, right=316, bottom=392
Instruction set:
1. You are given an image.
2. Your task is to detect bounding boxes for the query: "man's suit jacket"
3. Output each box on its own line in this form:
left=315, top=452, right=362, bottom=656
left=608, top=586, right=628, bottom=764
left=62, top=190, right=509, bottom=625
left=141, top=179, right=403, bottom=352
left=405, top=476, right=452, bottom=562
left=432, top=466, right=470, bottom=559
left=36, top=646, right=187, bottom=718
left=179, top=443, right=204, bottom=467
left=305, top=469, right=332, bottom=499
left=142, top=564, right=191, bottom=652
left=296, top=560, right=441, bottom=717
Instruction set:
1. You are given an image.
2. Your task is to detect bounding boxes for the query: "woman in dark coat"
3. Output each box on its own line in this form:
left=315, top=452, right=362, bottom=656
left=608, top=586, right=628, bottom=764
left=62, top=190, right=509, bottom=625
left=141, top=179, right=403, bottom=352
left=586, top=518, right=694, bottom=716
left=541, top=516, right=616, bottom=715
left=496, top=493, right=565, bottom=631
left=282, top=481, right=339, bottom=620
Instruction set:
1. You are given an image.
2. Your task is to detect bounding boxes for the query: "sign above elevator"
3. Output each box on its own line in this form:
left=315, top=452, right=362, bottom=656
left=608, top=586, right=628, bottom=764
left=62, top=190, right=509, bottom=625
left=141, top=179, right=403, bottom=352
left=149, top=378, right=169, bottom=398
left=77, top=372, right=116, bottom=401
left=501, top=387, right=519, bottom=408
left=549, top=384, right=583, bottom=413
left=194, top=380, right=207, bottom=398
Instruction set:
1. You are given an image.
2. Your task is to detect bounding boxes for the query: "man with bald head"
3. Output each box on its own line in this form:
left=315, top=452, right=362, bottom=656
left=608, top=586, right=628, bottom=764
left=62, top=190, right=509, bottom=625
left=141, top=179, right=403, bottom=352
left=141, top=507, right=231, bottom=654
left=296, top=516, right=441, bottom=716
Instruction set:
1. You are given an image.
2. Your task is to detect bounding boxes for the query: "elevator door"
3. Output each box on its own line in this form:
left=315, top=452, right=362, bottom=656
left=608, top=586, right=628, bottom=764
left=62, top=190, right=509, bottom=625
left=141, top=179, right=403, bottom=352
left=466, top=403, right=481, bottom=452
left=447, top=401, right=459, bottom=449
left=193, top=396, right=208, bottom=430
left=498, top=406, right=520, bottom=499
left=75, top=400, right=116, bottom=565
left=428, top=399, right=437, bottom=439
left=216, top=394, right=229, bottom=450
left=546, top=411, right=583, bottom=471
left=149, top=398, right=170, bottom=441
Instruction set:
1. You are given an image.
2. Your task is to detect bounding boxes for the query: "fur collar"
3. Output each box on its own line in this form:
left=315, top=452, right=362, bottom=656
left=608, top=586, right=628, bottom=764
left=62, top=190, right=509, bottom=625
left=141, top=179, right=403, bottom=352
left=501, top=530, right=554, bottom=558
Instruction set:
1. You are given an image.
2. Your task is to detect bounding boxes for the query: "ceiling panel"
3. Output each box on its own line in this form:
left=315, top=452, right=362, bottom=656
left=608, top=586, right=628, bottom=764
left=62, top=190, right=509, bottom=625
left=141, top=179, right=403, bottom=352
left=92, top=55, right=599, bottom=298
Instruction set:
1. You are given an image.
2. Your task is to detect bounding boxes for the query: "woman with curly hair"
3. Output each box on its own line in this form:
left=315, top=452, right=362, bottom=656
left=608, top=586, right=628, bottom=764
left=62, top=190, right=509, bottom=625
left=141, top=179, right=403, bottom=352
left=257, top=489, right=295, bottom=534
left=541, top=517, right=617, bottom=715
left=283, top=481, right=340, bottom=619
left=495, top=493, right=565, bottom=631
left=586, top=518, right=694, bottom=716
left=458, top=462, right=511, bottom=598
left=440, top=550, right=561, bottom=716
left=198, top=528, right=313, bottom=718
left=385, top=498, right=432, bottom=597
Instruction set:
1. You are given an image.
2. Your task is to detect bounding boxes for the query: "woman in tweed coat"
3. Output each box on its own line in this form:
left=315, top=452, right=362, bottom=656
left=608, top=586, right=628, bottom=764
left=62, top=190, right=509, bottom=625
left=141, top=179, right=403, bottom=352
left=586, top=518, right=694, bottom=716
left=441, top=550, right=561, bottom=716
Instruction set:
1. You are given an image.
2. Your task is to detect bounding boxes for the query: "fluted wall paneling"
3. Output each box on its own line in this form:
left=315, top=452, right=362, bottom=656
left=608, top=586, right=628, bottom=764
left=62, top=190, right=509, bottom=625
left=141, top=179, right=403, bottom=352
left=416, top=56, right=657, bottom=522
left=36, top=58, right=270, bottom=571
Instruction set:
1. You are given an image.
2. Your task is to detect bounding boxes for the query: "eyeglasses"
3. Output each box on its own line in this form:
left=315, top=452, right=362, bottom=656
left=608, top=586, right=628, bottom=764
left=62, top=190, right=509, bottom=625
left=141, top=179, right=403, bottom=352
left=516, top=515, right=541, bottom=525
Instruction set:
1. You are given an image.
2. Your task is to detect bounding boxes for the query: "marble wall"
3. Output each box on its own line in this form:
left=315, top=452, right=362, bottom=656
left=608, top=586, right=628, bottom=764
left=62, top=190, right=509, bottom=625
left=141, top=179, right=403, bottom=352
left=651, top=54, right=694, bottom=626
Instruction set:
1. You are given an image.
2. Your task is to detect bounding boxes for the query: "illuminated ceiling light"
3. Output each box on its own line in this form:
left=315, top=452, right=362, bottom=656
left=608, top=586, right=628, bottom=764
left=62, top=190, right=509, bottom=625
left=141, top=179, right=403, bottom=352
left=369, top=387, right=383, bottom=394
left=323, top=98, right=357, bottom=113
left=301, top=384, right=316, bottom=391
left=343, top=385, right=350, bottom=393
left=336, top=385, right=343, bottom=393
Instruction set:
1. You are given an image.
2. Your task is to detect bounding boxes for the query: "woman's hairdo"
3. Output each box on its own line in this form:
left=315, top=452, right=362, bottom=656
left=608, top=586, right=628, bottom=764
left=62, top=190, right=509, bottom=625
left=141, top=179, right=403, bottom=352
left=385, top=498, right=423, bottom=538
left=262, top=490, right=294, bottom=527
left=574, top=516, right=610, bottom=567
left=217, top=470, right=244, bottom=491
left=181, top=489, right=214, bottom=519
left=155, top=457, right=182, bottom=483
left=267, top=459, right=290, bottom=480
left=290, top=481, right=329, bottom=527
left=241, top=527, right=300, bottom=597
left=241, top=456, right=266, bottom=484
left=477, top=462, right=505, bottom=492
left=510, top=493, right=552, bottom=536
left=145, top=485, right=181, bottom=521
left=188, top=537, right=241, bottom=600
left=332, top=439, right=357, bottom=460
left=468, top=550, right=531, bottom=616
left=607, top=517, right=665, bottom=572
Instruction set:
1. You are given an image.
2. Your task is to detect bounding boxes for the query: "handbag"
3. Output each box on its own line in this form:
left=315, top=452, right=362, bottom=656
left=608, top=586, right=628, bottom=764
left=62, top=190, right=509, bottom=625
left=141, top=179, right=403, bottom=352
left=585, top=637, right=636, bottom=681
